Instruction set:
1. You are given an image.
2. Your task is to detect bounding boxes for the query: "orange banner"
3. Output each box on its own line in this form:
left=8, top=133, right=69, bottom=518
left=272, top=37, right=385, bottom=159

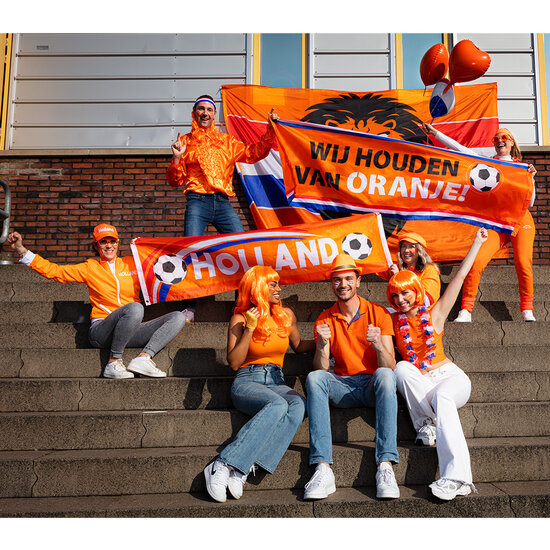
left=131, top=213, right=391, bottom=304
left=273, top=119, right=533, bottom=237
left=222, top=83, right=512, bottom=261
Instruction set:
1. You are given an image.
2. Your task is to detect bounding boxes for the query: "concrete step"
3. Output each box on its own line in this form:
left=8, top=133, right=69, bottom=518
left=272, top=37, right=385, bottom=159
left=0, top=481, right=548, bottom=517
left=2, top=437, right=549, bottom=498
left=1, top=369, right=548, bottom=413
left=1, top=401, right=548, bottom=451
left=1, top=320, right=549, bottom=350
left=2, top=344, right=549, bottom=379
left=1, top=297, right=548, bottom=324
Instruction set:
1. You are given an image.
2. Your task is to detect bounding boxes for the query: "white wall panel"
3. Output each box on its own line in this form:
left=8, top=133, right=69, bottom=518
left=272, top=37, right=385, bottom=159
left=8, top=33, right=249, bottom=149
left=310, top=33, right=393, bottom=91
left=455, top=33, right=539, bottom=145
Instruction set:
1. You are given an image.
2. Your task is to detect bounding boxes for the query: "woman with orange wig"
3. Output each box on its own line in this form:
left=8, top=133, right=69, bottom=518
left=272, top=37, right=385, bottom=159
left=387, top=228, right=488, bottom=501
left=423, top=122, right=537, bottom=322
left=203, top=265, right=314, bottom=503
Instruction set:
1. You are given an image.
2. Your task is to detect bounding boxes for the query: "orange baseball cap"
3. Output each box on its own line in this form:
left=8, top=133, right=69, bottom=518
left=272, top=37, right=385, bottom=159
left=93, top=223, right=119, bottom=242
left=328, top=253, right=361, bottom=278
left=397, top=232, right=427, bottom=249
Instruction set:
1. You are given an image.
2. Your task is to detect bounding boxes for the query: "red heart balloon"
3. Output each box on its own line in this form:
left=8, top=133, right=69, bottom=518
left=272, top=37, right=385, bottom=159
left=420, top=43, right=449, bottom=87
left=449, top=40, right=491, bottom=84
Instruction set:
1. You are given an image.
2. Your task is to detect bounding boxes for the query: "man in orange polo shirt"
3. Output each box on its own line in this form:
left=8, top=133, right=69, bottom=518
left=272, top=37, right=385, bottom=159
left=303, top=253, right=399, bottom=500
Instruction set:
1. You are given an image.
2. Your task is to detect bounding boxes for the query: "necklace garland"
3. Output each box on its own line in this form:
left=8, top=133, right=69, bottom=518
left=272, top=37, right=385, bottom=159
left=397, top=306, right=436, bottom=370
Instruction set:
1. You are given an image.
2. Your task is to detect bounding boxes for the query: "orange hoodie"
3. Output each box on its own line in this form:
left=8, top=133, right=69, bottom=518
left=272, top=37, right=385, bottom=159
left=25, top=252, right=141, bottom=320
left=166, top=119, right=274, bottom=197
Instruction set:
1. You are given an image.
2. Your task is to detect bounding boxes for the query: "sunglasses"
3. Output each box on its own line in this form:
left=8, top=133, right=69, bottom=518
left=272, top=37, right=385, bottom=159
left=493, top=134, right=513, bottom=144
left=97, top=238, right=118, bottom=247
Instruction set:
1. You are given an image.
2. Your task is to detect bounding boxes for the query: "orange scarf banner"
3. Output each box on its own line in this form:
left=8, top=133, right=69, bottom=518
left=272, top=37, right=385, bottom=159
left=222, top=83, right=514, bottom=261
left=131, top=213, right=391, bottom=304
left=273, top=119, right=533, bottom=237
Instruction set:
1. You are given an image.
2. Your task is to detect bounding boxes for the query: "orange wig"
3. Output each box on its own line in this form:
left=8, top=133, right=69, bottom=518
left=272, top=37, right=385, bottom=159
left=234, top=265, right=292, bottom=338
left=387, top=270, right=425, bottom=310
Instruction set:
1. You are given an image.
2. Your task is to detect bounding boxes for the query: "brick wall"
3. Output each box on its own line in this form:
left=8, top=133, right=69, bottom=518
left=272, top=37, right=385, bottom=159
left=0, top=151, right=549, bottom=265
left=0, top=154, right=255, bottom=263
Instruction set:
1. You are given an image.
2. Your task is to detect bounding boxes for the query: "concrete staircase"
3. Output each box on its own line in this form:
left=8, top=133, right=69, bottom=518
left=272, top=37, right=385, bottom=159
left=0, top=263, right=549, bottom=517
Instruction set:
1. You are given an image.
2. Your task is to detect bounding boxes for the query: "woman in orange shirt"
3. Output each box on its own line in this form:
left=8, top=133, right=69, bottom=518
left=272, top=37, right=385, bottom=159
left=381, top=232, right=441, bottom=307
left=423, top=123, right=537, bottom=322
left=7, top=224, right=185, bottom=379
left=203, top=265, right=314, bottom=503
left=387, top=228, right=488, bottom=501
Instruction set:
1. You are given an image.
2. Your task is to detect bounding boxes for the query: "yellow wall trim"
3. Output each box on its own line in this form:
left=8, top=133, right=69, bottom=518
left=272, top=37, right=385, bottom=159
left=395, top=34, right=403, bottom=89
left=252, top=33, right=261, bottom=86
left=537, top=34, right=549, bottom=145
left=1, top=34, right=13, bottom=150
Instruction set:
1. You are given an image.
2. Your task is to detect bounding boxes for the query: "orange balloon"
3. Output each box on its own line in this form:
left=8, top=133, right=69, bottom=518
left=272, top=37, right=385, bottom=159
left=449, top=40, right=491, bottom=84
left=420, top=43, right=449, bottom=86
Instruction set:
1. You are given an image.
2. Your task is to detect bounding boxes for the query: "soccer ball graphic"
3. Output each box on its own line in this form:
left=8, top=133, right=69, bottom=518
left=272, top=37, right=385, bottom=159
left=468, top=163, right=501, bottom=192
left=153, top=254, right=187, bottom=285
left=341, top=232, right=373, bottom=260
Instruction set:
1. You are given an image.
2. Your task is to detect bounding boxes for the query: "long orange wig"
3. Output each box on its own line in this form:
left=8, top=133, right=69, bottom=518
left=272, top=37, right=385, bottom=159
left=387, top=270, right=425, bottom=311
left=234, top=266, right=292, bottom=338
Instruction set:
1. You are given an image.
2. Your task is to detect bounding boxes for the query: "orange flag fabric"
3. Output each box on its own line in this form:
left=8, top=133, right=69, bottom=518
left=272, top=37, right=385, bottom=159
left=221, top=83, right=512, bottom=261
left=273, top=119, right=533, bottom=237
left=131, top=213, right=391, bottom=304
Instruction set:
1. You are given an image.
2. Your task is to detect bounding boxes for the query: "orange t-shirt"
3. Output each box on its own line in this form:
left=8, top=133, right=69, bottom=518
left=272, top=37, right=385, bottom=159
left=392, top=310, right=447, bottom=369
left=314, top=297, right=394, bottom=376
left=166, top=119, right=274, bottom=197
left=241, top=316, right=290, bottom=368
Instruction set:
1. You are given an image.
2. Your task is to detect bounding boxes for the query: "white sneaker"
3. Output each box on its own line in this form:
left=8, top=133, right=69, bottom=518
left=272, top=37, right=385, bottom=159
left=228, top=464, right=256, bottom=500
left=181, top=308, right=195, bottom=323
left=454, top=309, right=471, bottom=322
left=303, top=464, right=336, bottom=500
left=127, top=356, right=167, bottom=378
left=522, top=310, right=536, bottom=322
left=415, top=420, right=436, bottom=446
left=429, top=478, right=472, bottom=501
left=376, top=463, right=400, bottom=499
left=204, top=459, right=230, bottom=503
left=103, top=359, right=134, bottom=379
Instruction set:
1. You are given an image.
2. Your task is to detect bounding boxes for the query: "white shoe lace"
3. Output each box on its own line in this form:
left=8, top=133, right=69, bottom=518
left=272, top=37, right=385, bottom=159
left=377, top=468, right=395, bottom=487
left=305, top=468, right=330, bottom=490
left=108, top=360, right=126, bottom=372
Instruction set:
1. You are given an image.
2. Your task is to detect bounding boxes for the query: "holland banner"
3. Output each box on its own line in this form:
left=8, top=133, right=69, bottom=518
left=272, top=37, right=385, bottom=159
left=273, top=119, right=533, bottom=236
left=221, top=83, right=510, bottom=261
left=131, top=213, right=391, bottom=304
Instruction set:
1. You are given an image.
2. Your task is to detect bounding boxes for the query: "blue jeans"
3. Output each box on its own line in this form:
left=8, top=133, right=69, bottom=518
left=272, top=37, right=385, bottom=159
left=184, top=192, right=244, bottom=236
left=218, top=364, right=306, bottom=475
left=305, top=368, right=399, bottom=465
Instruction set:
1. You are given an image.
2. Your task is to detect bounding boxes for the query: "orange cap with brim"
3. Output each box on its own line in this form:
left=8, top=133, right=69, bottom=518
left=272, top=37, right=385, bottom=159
left=397, top=232, right=427, bottom=249
left=327, top=253, right=361, bottom=278
left=93, top=223, right=119, bottom=242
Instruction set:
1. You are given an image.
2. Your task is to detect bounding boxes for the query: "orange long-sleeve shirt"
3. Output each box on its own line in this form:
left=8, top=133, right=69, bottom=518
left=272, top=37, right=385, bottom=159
left=24, top=252, right=141, bottom=320
left=166, top=119, right=275, bottom=197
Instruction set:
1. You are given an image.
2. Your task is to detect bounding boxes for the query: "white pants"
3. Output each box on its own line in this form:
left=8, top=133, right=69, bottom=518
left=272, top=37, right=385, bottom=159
left=394, top=360, right=473, bottom=485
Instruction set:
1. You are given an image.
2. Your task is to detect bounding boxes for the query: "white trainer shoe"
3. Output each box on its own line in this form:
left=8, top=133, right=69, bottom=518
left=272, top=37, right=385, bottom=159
left=415, top=420, right=436, bottom=446
left=303, top=463, right=336, bottom=500
left=127, top=356, right=167, bottom=378
left=429, top=478, right=472, bottom=501
left=228, top=464, right=256, bottom=500
left=376, top=463, right=400, bottom=499
left=103, top=359, right=134, bottom=379
left=204, top=459, right=231, bottom=503
left=522, top=310, right=536, bottom=322
left=454, top=309, right=472, bottom=322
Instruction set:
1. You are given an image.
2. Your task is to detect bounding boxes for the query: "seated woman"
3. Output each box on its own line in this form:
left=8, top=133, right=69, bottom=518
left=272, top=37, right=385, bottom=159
left=423, top=122, right=537, bottom=322
left=379, top=232, right=440, bottom=307
left=7, top=224, right=186, bottom=379
left=203, top=265, right=314, bottom=503
left=386, top=228, right=488, bottom=501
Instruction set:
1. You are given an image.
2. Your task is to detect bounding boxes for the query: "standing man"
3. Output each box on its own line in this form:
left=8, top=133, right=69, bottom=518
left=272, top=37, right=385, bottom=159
left=166, top=94, right=278, bottom=321
left=303, top=253, right=400, bottom=500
